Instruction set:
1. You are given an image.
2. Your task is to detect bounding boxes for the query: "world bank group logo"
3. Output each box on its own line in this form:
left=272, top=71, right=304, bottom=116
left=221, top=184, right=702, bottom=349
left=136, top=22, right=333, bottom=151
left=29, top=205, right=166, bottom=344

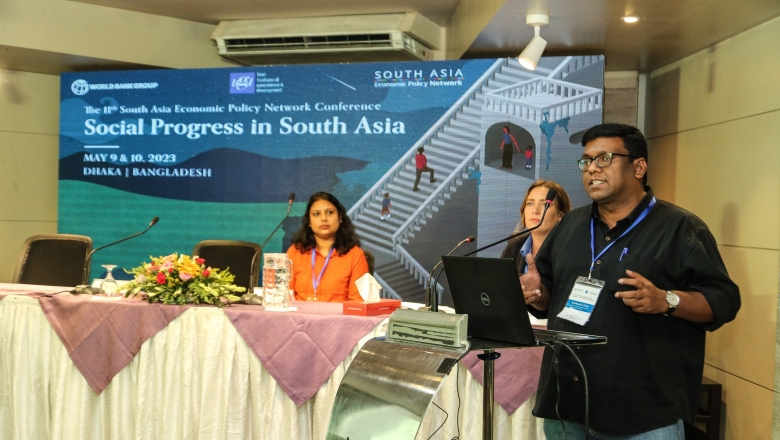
left=229, top=73, right=255, bottom=94
left=71, top=79, right=89, bottom=95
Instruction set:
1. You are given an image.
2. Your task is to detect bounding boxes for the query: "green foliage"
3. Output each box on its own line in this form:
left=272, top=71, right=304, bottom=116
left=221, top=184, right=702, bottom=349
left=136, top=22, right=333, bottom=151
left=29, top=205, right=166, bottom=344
left=123, top=253, right=245, bottom=307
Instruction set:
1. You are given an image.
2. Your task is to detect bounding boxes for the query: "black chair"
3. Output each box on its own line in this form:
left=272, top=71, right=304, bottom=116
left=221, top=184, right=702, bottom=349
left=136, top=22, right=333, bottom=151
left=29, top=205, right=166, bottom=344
left=12, top=234, right=92, bottom=286
left=192, top=240, right=261, bottom=292
left=363, top=250, right=375, bottom=275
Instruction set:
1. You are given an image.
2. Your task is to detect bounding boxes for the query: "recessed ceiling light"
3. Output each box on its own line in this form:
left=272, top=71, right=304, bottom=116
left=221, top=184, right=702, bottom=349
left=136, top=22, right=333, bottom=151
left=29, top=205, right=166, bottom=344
left=621, top=16, right=639, bottom=23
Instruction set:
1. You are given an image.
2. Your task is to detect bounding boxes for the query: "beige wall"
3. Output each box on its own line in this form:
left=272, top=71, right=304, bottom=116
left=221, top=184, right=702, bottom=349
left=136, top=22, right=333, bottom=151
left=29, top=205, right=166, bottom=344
left=0, top=0, right=238, bottom=282
left=0, top=69, right=60, bottom=282
left=646, top=16, right=780, bottom=440
left=0, top=0, right=233, bottom=71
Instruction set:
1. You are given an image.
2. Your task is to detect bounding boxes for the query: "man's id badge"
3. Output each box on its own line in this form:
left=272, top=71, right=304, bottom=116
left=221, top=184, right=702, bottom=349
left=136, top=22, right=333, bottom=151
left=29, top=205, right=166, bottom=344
left=557, top=276, right=605, bottom=326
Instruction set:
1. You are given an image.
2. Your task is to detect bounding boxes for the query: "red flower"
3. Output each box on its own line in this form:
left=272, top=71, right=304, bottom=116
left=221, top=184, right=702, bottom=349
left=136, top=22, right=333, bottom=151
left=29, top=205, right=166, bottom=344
left=195, top=258, right=205, bottom=265
left=168, top=268, right=173, bottom=273
left=202, top=269, right=210, bottom=277
left=156, top=271, right=166, bottom=284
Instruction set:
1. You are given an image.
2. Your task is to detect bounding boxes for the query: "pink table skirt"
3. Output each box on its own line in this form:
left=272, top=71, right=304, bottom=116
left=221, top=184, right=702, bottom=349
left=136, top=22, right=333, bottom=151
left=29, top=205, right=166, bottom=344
left=0, top=284, right=385, bottom=406
left=1, top=284, right=542, bottom=411
left=461, top=347, right=544, bottom=416
left=223, top=302, right=385, bottom=406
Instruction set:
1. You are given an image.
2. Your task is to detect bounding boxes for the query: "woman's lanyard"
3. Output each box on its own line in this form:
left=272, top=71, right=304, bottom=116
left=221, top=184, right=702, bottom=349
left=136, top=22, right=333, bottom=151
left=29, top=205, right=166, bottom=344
left=311, top=247, right=334, bottom=296
left=588, top=197, right=656, bottom=278
left=517, top=235, right=534, bottom=275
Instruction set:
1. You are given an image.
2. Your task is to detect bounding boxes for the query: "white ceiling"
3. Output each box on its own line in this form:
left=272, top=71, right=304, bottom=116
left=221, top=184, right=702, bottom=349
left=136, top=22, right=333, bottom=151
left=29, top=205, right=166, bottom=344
left=466, top=0, right=780, bottom=70
left=28, top=0, right=780, bottom=72
left=71, top=0, right=462, bottom=26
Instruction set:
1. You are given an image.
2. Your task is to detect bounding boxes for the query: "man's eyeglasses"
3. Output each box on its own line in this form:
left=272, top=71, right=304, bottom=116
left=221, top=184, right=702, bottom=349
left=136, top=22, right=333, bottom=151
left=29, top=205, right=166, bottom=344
left=577, top=152, right=635, bottom=171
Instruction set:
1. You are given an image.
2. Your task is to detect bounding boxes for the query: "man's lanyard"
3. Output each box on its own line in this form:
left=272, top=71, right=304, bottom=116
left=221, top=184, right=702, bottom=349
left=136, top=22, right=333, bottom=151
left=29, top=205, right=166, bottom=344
left=311, top=247, right=335, bottom=295
left=588, top=197, right=656, bottom=278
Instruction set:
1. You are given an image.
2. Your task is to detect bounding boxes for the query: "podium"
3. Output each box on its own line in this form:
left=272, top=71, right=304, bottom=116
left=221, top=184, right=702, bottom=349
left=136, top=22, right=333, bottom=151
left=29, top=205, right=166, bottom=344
left=325, top=337, right=469, bottom=440
left=325, top=336, right=534, bottom=440
left=325, top=305, right=562, bottom=440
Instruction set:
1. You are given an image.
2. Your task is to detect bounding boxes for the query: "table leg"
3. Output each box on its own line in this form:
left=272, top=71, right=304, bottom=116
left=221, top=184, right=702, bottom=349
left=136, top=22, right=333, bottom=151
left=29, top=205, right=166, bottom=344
left=477, top=349, right=501, bottom=440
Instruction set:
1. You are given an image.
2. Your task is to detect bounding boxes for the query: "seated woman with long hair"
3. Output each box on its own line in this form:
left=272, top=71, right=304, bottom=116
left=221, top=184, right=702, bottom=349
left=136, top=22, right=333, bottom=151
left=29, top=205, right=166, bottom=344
left=501, top=180, right=571, bottom=273
left=287, top=192, right=368, bottom=302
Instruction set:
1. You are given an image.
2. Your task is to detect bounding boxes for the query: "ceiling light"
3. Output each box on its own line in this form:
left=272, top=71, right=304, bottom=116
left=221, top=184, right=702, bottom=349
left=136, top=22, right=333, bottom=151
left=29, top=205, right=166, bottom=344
left=621, top=16, right=639, bottom=23
left=518, top=13, right=549, bottom=71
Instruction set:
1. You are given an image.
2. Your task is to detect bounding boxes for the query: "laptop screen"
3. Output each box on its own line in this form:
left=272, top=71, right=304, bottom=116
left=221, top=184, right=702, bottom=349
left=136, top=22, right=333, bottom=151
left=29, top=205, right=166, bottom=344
left=442, top=256, right=537, bottom=345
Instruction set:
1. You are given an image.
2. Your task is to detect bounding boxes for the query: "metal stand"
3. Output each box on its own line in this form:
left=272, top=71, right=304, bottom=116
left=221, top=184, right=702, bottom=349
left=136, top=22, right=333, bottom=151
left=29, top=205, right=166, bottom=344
left=477, top=349, right=501, bottom=440
left=326, top=338, right=469, bottom=440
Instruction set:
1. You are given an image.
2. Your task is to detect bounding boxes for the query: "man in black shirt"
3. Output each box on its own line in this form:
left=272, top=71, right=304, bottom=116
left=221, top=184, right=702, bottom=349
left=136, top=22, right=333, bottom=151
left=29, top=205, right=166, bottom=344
left=520, top=123, right=740, bottom=438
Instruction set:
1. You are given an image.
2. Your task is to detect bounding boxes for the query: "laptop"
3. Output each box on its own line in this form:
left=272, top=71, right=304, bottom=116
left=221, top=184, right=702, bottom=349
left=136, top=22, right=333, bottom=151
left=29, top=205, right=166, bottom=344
left=441, top=256, right=607, bottom=348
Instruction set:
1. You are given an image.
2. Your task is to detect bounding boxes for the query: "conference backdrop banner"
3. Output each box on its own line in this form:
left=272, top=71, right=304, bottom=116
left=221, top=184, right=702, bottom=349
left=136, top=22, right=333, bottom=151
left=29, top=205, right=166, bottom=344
left=59, top=56, right=604, bottom=304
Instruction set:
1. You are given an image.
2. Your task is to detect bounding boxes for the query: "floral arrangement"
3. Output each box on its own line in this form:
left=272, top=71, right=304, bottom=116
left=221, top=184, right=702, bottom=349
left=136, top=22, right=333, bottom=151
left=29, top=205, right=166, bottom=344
left=123, top=253, right=245, bottom=307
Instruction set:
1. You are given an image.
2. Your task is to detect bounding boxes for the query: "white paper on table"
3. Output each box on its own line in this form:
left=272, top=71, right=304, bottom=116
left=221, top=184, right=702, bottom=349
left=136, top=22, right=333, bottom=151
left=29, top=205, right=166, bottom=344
left=355, top=273, right=381, bottom=302
left=529, top=313, right=548, bottom=326
left=402, top=301, right=425, bottom=310
left=400, top=302, right=456, bottom=314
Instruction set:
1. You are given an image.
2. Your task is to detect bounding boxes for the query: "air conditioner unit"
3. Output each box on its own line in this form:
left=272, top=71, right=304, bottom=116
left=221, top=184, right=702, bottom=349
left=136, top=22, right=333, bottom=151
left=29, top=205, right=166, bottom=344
left=210, top=13, right=442, bottom=65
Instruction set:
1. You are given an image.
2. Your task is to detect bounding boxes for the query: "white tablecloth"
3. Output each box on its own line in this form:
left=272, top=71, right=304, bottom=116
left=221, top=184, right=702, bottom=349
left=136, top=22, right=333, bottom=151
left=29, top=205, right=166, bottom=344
left=0, top=294, right=544, bottom=439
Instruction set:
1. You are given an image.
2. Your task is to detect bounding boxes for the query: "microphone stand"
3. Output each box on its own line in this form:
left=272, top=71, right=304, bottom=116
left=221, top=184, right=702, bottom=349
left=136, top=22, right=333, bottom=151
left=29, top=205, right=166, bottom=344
left=425, top=236, right=475, bottom=312
left=426, top=190, right=556, bottom=308
left=254, top=193, right=295, bottom=287
left=77, top=216, right=159, bottom=294
left=259, top=195, right=295, bottom=251
left=463, top=195, right=554, bottom=257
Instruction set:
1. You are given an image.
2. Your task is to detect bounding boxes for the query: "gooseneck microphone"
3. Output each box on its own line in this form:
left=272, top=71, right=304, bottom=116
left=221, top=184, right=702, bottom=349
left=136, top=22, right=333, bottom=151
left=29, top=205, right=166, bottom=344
left=426, top=235, right=476, bottom=312
left=463, top=188, right=557, bottom=257
left=253, top=193, right=296, bottom=287
left=76, top=216, right=160, bottom=293
left=259, top=192, right=296, bottom=251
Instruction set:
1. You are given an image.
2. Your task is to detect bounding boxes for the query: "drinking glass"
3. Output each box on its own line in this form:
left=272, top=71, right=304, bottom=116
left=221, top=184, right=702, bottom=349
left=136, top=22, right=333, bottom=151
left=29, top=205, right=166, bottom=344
left=100, top=264, right=119, bottom=297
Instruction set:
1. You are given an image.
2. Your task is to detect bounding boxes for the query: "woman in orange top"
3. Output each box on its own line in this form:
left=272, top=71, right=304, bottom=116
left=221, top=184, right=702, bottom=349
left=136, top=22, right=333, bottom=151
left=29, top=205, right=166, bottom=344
left=287, top=192, right=368, bottom=302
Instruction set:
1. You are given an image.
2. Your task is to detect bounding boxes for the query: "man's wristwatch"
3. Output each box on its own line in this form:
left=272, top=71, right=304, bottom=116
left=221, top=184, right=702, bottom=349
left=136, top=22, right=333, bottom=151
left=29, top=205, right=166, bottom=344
left=664, top=290, right=680, bottom=316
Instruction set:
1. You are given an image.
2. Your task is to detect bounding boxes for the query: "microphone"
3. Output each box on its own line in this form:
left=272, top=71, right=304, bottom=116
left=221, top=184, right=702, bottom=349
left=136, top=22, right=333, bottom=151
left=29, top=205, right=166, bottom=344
left=287, top=192, right=296, bottom=209
left=254, top=193, right=296, bottom=287
left=464, top=188, right=557, bottom=257
left=425, top=235, right=476, bottom=312
left=76, top=216, right=160, bottom=294
left=259, top=192, right=295, bottom=251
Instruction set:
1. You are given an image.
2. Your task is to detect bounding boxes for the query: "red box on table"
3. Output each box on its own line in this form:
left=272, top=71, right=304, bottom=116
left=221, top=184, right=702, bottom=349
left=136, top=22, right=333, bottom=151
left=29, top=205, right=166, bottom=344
left=343, top=299, right=402, bottom=316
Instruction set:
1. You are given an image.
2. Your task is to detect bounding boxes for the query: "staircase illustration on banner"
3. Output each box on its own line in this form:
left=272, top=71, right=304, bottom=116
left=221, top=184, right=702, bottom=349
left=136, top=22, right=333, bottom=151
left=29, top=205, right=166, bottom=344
left=348, top=56, right=601, bottom=302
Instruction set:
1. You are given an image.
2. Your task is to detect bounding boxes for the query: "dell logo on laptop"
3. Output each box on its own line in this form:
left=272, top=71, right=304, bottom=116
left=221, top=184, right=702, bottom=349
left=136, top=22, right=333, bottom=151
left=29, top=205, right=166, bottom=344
left=480, top=292, right=490, bottom=306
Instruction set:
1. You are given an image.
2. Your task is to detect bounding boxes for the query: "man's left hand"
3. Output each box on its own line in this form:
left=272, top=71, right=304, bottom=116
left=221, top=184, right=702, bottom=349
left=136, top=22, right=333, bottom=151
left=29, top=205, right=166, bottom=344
left=616, top=270, right=668, bottom=314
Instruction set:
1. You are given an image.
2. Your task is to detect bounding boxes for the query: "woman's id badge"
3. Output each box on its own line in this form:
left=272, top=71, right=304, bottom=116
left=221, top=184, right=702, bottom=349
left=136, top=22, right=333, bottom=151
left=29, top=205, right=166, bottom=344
left=557, top=276, right=604, bottom=326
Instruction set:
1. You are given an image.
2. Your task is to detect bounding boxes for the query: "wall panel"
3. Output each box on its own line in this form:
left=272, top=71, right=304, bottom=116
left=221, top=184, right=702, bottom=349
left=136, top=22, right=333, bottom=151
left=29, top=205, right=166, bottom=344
left=673, top=112, right=780, bottom=250
left=0, top=220, right=56, bottom=282
left=705, top=247, right=779, bottom=389
left=0, top=132, right=58, bottom=222
left=649, top=14, right=780, bottom=440
left=652, top=17, right=780, bottom=133
left=0, top=69, right=59, bottom=283
left=703, top=364, right=774, bottom=440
